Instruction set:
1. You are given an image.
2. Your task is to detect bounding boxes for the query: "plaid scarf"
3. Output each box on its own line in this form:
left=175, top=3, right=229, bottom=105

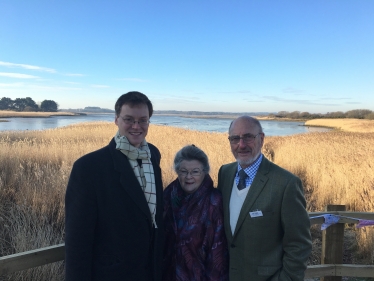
left=114, top=131, right=157, bottom=228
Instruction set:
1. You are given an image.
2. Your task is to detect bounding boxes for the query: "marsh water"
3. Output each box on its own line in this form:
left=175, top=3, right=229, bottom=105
left=0, top=114, right=330, bottom=136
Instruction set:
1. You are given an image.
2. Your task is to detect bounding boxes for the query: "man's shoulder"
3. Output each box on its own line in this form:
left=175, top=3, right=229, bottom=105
left=148, top=142, right=160, bottom=154
left=219, top=162, right=237, bottom=173
left=261, top=156, right=299, bottom=180
left=220, top=161, right=237, bottom=169
left=148, top=142, right=161, bottom=163
left=74, top=140, right=113, bottom=165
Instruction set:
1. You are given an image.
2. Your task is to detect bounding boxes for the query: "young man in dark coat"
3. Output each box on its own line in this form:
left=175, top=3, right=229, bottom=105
left=65, top=91, right=164, bottom=281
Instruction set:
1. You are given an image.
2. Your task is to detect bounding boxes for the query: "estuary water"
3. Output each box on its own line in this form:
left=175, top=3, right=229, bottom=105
left=0, top=114, right=330, bottom=136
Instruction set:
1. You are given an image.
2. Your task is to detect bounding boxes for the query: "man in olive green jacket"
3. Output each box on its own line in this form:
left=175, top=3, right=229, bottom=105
left=217, top=116, right=312, bottom=281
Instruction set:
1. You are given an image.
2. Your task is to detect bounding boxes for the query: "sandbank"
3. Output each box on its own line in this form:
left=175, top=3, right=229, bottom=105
left=0, top=110, right=84, bottom=118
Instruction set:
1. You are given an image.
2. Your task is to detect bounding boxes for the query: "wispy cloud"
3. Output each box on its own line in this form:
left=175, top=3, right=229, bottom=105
left=28, top=85, right=82, bottom=91
left=155, top=96, right=199, bottom=104
left=262, top=95, right=340, bottom=106
left=220, top=90, right=252, bottom=94
left=91, top=84, right=110, bottom=88
left=282, top=87, right=304, bottom=94
left=0, top=61, right=56, bottom=73
left=346, top=101, right=362, bottom=104
left=320, top=97, right=352, bottom=100
left=0, top=72, right=39, bottom=79
left=117, top=78, right=148, bottom=82
left=0, top=82, right=25, bottom=87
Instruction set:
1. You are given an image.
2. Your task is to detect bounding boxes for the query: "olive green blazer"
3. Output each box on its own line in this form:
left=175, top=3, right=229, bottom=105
left=217, top=156, right=312, bottom=281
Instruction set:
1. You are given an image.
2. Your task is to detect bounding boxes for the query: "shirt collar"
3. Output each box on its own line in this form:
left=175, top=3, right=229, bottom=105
left=237, top=153, right=263, bottom=178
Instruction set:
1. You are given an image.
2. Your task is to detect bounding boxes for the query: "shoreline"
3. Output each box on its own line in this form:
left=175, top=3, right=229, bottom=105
left=153, top=113, right=309, bottom=122
left=0, top=111, right=86, bottom=118
left=2, top=111, right=372, bottom=133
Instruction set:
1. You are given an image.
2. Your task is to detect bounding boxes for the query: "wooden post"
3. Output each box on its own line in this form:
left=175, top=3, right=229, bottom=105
left=321, top=205, right=346, bottom=281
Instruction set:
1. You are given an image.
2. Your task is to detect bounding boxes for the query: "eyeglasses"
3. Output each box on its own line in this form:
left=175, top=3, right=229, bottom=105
left=177, top=169, right=203, bottom=177
left=228, top=133, right=261, bottom=144
left=120, top=117, right=150, bottom=126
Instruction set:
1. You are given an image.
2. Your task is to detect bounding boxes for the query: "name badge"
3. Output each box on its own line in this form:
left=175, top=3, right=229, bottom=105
left=250, top=210, right=263, bottom=218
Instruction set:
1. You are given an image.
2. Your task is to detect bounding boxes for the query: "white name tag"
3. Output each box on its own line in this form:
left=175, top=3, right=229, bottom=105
left=250, top=210, right=263, bottom=218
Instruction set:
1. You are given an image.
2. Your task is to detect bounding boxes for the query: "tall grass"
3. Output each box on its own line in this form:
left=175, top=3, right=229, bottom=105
left=305, top=118, right=374, bottom=133
left=0, top=119, right=374, bottom=280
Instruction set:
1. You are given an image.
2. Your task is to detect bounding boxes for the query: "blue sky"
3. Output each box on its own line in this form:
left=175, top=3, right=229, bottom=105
left=0, top=1, right=373, bottom=113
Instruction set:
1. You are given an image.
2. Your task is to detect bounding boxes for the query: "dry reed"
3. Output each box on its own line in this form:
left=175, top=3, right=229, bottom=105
left=305, top=118, right=374, bottom=133
left=1, top=119, right=374, bottom=280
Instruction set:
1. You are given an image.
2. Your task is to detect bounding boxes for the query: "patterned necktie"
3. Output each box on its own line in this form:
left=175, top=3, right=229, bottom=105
left=237, top=169, right=248, bottom=190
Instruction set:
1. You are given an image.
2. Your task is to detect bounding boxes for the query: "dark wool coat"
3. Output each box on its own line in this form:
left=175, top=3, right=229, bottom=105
left=65, top=138, right=164, bottom=281
left=163, top=175, right=229, bottom=281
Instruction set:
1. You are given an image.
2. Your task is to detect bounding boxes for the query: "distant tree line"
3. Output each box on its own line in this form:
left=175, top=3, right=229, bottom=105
left=271, top=109, right=374, bottom=120
left=0, top=97, right=58, bottom=112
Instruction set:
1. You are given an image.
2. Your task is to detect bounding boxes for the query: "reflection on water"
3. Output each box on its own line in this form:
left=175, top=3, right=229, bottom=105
left=0, top=114, right=331, bottom=136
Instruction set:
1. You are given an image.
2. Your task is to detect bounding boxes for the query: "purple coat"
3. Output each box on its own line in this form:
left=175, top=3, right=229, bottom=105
left=163, top=174, right=229, bottom=281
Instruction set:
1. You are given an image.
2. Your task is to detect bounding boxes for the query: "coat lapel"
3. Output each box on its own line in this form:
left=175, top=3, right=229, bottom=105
left=109, top=139, right=152, bottom=222
left=222, top=163, right=237, bottom=242
left=233, top=157, right=270, bottom=238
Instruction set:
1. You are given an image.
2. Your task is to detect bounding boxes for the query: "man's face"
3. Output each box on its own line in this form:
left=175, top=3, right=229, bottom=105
left=229, top=117, right=264, bottom=168
left=115, top=103, right=150, bottom=148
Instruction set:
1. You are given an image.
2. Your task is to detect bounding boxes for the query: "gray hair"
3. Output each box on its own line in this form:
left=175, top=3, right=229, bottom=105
left=174, top=145, right=210, bottom=173
left=229, top=115, right=264, bottom=134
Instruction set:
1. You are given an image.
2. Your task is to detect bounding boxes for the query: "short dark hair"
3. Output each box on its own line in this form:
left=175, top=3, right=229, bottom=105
left=174, top=145, right=210, bottom=173
left=115, top=91, right=153, bottom=117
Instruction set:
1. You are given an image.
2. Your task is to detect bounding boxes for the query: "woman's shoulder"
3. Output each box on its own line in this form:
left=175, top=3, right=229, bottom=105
left=163, top=183, right=172, bottom=197
left=208, top=188, right=223, bottom=206
left=163, top=179, right=179, bottom=200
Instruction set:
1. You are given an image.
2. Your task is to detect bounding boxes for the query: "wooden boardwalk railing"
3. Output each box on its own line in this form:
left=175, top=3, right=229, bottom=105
left=1, top=207, right=374, bottom=279
left=0, top=244, right=65, bottom=276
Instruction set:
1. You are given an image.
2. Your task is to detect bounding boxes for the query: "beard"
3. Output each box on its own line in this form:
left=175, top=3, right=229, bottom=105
left=236, top=151, right=261, bottom=167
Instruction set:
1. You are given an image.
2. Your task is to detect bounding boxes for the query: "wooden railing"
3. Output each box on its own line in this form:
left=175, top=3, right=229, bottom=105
left=0, top=244, right=65, bottom=276
left=1, top=206, right=374, bottom=279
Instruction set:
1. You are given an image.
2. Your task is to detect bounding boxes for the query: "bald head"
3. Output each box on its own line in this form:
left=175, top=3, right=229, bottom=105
left=229, top=116, right=263, bottom=135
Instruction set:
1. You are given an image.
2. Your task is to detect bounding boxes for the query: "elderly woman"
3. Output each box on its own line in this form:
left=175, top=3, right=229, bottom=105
left=163, top=145, right=229, bottom=281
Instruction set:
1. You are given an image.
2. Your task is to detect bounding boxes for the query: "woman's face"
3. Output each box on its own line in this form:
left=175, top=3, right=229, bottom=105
left=177, top=160, right=205, bottom=194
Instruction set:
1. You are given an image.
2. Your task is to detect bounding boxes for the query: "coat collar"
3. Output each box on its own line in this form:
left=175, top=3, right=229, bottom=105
left=221, top=164, right=236, bottom=241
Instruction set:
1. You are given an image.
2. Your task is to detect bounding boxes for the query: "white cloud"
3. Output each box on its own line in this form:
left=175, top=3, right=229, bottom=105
left=0, top=72, right=39, bottom=79
left=0, top=61, right=56, bottom=73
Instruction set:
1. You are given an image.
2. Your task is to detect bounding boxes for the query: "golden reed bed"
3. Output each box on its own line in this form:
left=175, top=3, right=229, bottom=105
left=306, top=118, right=374, bottom=133
left=0, top=118, right=374, bottom=280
